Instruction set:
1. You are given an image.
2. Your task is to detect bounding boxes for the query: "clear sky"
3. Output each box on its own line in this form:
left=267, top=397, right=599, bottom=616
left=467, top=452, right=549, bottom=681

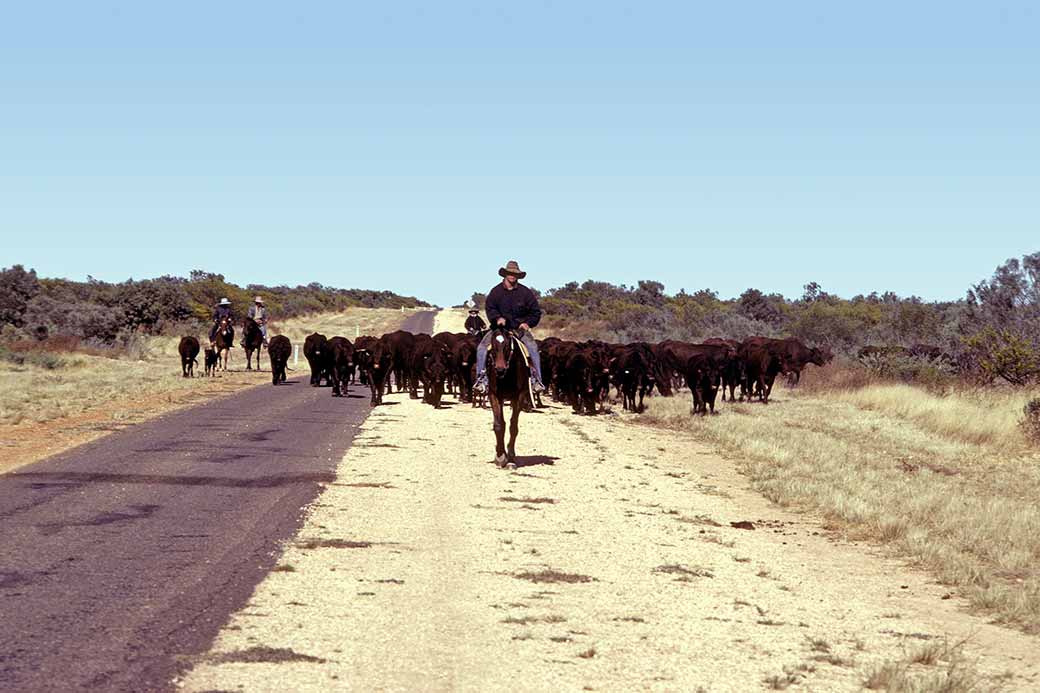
left=2, top=1, right=1038, bottom=307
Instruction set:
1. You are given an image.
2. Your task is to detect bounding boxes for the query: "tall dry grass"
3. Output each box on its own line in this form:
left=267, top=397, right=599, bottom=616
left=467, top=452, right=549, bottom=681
left=637, top=369, right=1040, bottom=633
left=0, top=308, right=413, bottom=427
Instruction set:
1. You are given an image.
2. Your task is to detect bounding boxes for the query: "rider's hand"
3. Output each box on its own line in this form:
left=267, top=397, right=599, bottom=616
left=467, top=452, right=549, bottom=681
left=497, top=318, right=506, bottom=327
left=519, top=323, right=530, bottom=332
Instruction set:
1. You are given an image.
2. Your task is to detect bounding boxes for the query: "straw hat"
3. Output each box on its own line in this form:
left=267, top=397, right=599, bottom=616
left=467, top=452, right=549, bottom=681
left=253, top=296, right=264, bottom=304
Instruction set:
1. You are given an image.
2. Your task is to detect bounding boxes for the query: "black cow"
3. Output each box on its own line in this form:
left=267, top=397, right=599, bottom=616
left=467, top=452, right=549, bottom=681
left=683, top=352, right=720, bottom=415
left=410, top=334, right=449, bottom=407
left=327, top=336, right=355, bottom=397
left=268, top=335, right=292, bottom=385
left=303, top=332, right=329, bottom=386
left=450, top=334, right=479, bottom=404
left=703, top=338, right=743, bottom=401
left=382, top=330, right=417, bottom=393
left=613, top=346, right=654, bottom=413
left=738, top=339, right=787, bottom=403
left=178, top=336, right=200, bottom=378
left=563, top=348, right=602, bottom=415
left=356, top=335, right=392, bottom=406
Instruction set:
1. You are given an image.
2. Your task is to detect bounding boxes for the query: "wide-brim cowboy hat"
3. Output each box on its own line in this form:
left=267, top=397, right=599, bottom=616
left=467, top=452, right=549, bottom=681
left=253, top=296, right=264, bottom=304
left=217, top=297, right=231, bottom=306
left=498, top=260, right=527, bottom=279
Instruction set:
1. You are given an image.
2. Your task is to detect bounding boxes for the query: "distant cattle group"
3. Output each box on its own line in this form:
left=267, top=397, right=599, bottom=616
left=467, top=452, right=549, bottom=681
left=177, top=320, right=839, bottom=417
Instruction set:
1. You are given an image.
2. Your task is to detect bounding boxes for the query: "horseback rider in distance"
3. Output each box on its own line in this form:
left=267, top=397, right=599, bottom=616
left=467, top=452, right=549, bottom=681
left=473, top=260, right=545, bottom=395
left=209, top=297, right=232, bottom=349
left=465, top=307, right=486, bottom=335
left=247, top=295, right=269, bottom=347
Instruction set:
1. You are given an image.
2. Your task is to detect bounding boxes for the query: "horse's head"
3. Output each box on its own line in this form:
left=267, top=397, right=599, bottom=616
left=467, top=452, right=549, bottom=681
left=488, top=327, right=515, bottom=378
left=219, top=317, right=231, bottom=333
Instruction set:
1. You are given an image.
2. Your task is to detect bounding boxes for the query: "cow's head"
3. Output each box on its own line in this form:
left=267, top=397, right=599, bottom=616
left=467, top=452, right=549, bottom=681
left=810, top=346, right=834, bottom=366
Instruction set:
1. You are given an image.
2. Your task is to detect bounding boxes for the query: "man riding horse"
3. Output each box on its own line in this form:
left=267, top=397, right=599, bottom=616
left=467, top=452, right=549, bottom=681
left=474, top=260, right=545, bottom=395
left=209, top=297, right=233, bottom=349
left=464, top=306, right=486, bottom=335
left=246, top=295, right=269, bottom=348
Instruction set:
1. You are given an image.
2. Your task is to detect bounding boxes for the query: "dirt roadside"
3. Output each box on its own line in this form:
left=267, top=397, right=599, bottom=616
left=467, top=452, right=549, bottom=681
left=180, top=388, right=1040, bottom=691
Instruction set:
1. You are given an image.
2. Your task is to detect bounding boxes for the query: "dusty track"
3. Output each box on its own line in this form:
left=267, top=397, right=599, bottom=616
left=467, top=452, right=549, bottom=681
left=182, top=388, right=1040, bottom=691
left=0, top=311, right=438, bottom=692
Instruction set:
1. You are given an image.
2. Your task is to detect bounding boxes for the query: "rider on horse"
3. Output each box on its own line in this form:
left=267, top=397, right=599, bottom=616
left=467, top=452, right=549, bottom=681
left=247, top=295, right=269, bottom=347
left=473, top=260, right=545, bottom=395
left=209, top=297, right=233, bottom=348
left=464, top=307, right=486, bottom=335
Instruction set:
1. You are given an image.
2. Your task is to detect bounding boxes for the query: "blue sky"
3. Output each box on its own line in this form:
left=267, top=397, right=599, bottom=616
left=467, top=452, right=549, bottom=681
left=1, top=1, right=1038, bottom=307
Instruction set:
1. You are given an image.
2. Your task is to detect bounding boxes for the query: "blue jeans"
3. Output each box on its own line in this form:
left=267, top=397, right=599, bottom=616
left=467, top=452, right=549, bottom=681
left=476, top=330, right=542, bottom=385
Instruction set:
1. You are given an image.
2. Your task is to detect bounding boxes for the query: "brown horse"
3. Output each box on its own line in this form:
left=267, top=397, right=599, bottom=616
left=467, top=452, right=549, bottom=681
left=213, top=317, right=235, bottom=371
left=241, top=317, right=264, bottom=370
left=486, top=327, right=532, bottom=469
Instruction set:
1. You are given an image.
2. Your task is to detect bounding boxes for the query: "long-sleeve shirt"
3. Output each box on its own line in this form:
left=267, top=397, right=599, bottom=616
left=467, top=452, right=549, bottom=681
left=212, top=305, right=232, bottom=322
left=464, top=315, right=486, bottom=333
left=485, top=282, right=542, bottom=331
left=248, top=305, right=267, bottom=323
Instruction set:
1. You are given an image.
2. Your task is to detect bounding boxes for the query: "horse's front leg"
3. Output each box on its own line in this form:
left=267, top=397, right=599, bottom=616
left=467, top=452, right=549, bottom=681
left=506, top=399, right=521, bottom=467
left=491, top=394, right=507, bottom=467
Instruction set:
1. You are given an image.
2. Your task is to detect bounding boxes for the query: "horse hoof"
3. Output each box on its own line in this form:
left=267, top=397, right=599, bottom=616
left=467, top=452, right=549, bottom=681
left=495, top=454, right=507, bottom=468
left=505, top=462, right=516, bottom=470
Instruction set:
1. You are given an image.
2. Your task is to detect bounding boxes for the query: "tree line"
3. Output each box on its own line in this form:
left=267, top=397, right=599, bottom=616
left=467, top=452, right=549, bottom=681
left=0, top=268, right=429, bottom=347
left=526, top=252, right=1040, bottom=385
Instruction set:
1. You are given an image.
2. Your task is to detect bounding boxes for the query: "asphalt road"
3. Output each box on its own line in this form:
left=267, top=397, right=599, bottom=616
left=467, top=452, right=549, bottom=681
left=0, top=311, right=438, bottom=692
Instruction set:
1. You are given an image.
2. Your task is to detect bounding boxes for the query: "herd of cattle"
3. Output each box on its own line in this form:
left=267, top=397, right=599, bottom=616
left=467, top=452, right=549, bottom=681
left=176, top=327, right=837, bottom=416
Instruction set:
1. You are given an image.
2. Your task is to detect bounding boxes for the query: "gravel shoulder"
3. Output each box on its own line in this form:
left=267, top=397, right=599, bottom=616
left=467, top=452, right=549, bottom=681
left=181, top=389, right=1040, bottom=691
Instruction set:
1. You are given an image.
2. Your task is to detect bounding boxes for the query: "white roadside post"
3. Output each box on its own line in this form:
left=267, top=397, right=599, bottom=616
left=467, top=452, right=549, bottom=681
left=293, top=344, right=298, bottom=367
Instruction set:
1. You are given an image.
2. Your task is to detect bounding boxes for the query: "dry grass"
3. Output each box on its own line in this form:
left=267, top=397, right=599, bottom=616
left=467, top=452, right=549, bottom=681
left=273, top=307, right=418, bottom=344
left=638, top=377, right=1040, bottom=633
left=0, top=308, right=414, bottom=428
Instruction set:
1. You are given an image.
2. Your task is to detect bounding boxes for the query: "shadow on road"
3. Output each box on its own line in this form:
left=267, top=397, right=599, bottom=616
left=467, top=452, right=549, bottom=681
left=11, top=471, right=336, bottom=488
left=513, top=455, right=558, bottom=468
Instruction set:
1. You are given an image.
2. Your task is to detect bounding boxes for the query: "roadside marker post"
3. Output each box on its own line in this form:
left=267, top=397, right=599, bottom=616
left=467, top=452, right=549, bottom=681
left=293, top=345, right=298, bottom=367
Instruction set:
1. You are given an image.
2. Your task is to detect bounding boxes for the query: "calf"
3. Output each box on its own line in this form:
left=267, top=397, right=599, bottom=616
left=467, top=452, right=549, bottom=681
left=203, top=347, right=219, bottom=377
left=178, top=336, right=200, bottom=378
left=268, top=335, right=292, bottom=385
left=327, top=336, right=355, bottom=397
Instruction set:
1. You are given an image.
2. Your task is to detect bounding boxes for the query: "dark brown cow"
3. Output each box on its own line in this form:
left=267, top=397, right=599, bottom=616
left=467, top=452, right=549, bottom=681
left=703, top=337, right=742, bottom=401
left=356, top=335, right=391, bottom=406
left=327, top=336, right=355, bottom=397
left=178, top=336, right=200, bottom=378
left=382, top=330, right=417, bottom=393
left=613, top=346, right=654, bottom=413
left=682, top=352, right=720, bottom=415
left=450, top=334, right=479, bottom=404
left=303, top=333, right=329, bottom=386
left=410, top=334, right=449, bottom=407
left=268, top=335, right=291, bottom=385
left=744, top=336, right=831, bottom=385
left=738, top=339, right=787, bottom=403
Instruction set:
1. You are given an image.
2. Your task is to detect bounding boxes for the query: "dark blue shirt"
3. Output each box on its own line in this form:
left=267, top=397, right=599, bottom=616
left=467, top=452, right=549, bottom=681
left=485, top=282, right=542, bottom=330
